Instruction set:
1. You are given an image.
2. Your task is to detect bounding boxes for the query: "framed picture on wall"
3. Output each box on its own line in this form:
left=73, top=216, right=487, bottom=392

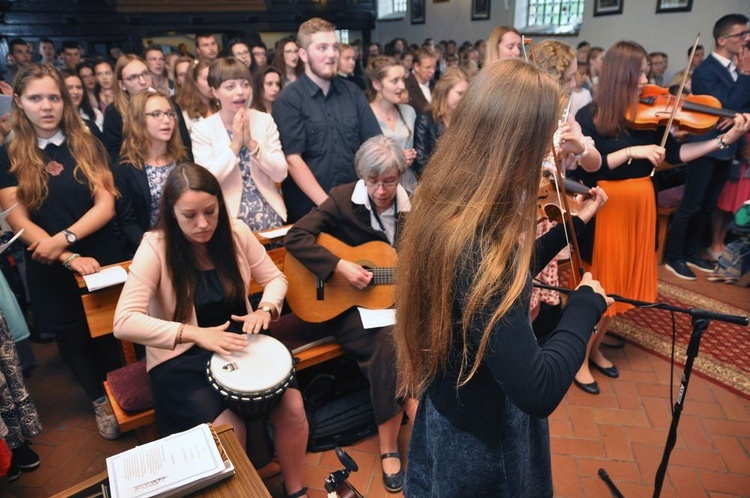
left=411, top=0, right=425, bottom=24
left=471, top=0, right=490, bottom=20
left=656, top=0, right=692, bottom=13
left=593, top=0, right=623, bottom=17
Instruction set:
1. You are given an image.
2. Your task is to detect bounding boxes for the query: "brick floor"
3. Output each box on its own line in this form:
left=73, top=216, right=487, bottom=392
left=7, top=289, right=750, bottom=497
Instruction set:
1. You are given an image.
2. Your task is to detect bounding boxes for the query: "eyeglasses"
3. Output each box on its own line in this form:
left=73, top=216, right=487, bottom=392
left=95, top=70, right=112, bottom=77
left=123, top=71, right=150, bottom=83
left=283, top=49, right=298, bottom=54
left=252, top=51, right=267, bottom=57
left=145, top=110, right=177, bottom=120
left=365, top=179, right=399, bottom=190
left=725, top=29, right=750, bottom=38
left=233, top=50, right=250, bottom=57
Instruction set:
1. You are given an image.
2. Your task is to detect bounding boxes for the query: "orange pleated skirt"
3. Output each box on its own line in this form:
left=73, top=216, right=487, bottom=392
left=586, top=177, right=657, bottom=317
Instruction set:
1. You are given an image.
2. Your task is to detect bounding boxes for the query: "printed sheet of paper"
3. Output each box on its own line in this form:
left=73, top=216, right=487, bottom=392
left=357, top=307, right=396, bottom=329
left=83, top=265, right=128, bottom=292
left=106, top=424, right=231, bottom=498
left=257, top=225, right=291, bottom=240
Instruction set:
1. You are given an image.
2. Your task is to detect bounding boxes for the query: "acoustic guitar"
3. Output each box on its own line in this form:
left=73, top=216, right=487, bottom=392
left=284, top=233, right=397, bottom=323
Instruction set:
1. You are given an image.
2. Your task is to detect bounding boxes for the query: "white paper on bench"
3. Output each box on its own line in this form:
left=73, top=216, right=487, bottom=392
left=83, top=266, right=128, bottom=292
left=357, top=307, right=395, bottom=329
left=257, top=225, right=291, bottom=240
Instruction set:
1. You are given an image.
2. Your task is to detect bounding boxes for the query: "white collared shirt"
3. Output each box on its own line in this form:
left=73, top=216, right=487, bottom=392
left=36, top=130, right=66, bottom=149
left=351, top=179, right=411, bottom=245
left=711, top=52, right=738, bottom=82
left=417, top=80, right=432, bottom=103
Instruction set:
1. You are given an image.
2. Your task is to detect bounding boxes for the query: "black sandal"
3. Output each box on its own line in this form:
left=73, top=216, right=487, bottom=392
left=381, top=452, right=404, bottom=493
left=287, top=486, right=307, bottom=498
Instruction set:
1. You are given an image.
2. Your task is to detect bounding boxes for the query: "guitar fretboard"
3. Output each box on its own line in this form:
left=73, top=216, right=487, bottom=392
left=367, top=267, right=396, bottom=285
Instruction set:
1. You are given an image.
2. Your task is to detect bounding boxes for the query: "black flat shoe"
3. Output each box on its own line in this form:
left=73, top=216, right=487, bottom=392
left=573, top=378, right=600, bottom=395
left=590, top=361, right=619, bottom=378
left=381, top=452, right=404, bottom=493
left=601, top=333, right=626, bottom=349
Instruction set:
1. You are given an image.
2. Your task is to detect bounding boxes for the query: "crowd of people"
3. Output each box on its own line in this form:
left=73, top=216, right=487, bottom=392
left=0, top=11, right=748, bottom=497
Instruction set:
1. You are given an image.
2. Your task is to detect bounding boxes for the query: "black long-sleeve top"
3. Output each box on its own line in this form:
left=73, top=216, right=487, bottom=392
left=425, top=218, right=607, bottom=444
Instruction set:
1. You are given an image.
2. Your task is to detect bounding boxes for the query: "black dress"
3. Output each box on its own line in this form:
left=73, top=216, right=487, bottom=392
left=148, top=269, right=276, bottom=467
left=0, top=141, right=126, bottom=401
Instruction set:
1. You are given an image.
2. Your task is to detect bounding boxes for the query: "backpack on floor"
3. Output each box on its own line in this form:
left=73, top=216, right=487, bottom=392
left=299, top=356, right=378, bottom=452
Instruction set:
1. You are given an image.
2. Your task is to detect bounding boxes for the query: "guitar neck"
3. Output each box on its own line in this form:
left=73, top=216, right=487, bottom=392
left=368, top=267, right=396, bottom=285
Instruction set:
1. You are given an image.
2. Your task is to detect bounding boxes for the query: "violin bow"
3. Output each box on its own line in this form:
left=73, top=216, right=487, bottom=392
left=525, top=36, right=586, bottom=286
left=652, top=33, right=701, bottom=177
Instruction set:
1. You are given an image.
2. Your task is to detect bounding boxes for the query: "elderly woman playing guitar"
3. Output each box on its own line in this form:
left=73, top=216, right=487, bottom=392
left=284, top=135, right=417, bottom=494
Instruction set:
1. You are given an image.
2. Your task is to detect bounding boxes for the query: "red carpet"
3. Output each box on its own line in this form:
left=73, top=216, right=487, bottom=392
left=610, top=281, right=750, bottom=398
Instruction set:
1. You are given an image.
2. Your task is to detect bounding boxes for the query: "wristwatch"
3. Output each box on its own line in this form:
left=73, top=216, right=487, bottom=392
left=716, top=134, right=729, bottom=150
left=258, top=305, right=273, bottom=315
left=62, top=229, right=77, bottom=245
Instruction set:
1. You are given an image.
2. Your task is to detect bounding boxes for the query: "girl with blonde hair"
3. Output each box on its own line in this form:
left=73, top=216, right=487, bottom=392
left=0, top=64, right=126, bottom=441
left=115, top=91, right=188, bottom=255
left=485, top=25, right=522, bottom=65
left=175, top=58, right=215, bottom=131
left=395, top=59, right=610, bottom=494
left=413, top=67, right=469, bottom=175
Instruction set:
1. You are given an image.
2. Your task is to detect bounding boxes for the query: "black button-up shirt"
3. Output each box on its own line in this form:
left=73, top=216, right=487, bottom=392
left=273, top=73, right=381, bottom=221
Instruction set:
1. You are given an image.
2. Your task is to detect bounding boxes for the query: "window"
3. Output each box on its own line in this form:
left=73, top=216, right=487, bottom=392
left=378, top=0, right=407, bottom=21
left=515, top=0, right=584, bottom=35
left=336, top=29, right=350, bottom=45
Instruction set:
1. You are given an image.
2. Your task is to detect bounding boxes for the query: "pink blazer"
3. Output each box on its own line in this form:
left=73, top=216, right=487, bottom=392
left=113, top=220, right=287, bottom=371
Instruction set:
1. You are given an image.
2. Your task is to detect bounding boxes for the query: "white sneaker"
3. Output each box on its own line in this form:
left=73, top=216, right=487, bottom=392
left=93, top=396, right=121, bottom=440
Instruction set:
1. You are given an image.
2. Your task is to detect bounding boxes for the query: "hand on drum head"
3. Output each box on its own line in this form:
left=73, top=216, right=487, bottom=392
left=231, top=311, right=271, bottom=335
left=182, top=321, right=249, bottom=355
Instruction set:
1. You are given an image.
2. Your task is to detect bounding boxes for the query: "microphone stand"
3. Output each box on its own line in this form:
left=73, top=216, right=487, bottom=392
left=533, top=282, right=749, bottom=498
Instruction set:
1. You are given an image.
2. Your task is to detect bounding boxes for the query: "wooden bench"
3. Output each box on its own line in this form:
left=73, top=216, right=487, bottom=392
left=76, top=230, right=343, bottom=442
left=657, top=184, right=685, bottom=264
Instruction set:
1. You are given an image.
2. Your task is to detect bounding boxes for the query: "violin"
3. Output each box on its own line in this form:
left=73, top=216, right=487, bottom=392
left=537, top=171, right=591, bottom=224
left=627, top=84, right=737, bottom=134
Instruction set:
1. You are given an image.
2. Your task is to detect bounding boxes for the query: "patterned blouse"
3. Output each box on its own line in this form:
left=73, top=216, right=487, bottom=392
left=145, top=162, right=178, bottom=227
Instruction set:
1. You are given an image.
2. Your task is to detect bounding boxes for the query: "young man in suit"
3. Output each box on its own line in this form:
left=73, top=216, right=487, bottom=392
left=404, top=48, right=437, bottom=114
left=665, top=13, right=750, bottom=280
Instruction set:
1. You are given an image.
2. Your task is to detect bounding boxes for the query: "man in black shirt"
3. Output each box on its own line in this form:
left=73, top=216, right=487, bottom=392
left=272, top=17, right=381, bottom=222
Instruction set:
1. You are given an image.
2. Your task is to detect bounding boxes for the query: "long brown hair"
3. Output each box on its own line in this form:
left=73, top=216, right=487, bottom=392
left=9, top=64, right=116, bottom=211
left=120, top=91, right=187, bottom=168
left=593, top=41, right=647, bottom=137
left=156, top=163, right=246, bottom=323
left=272, top=37, right=304, bottom=79
left=252, top=66, right=284, bottom=113
left=430, top=67, right=468, bottom=125
left=175, top=58, right=214, bottom=120
left=113, top=54, right=147, bottom=116
left=364, top=55, right=401, bottom=102
left=394, top=59, right=559, bottom=397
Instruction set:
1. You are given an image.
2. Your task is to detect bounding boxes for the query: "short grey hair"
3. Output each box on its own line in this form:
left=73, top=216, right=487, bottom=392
left=354, top=135, right=407, bottom=180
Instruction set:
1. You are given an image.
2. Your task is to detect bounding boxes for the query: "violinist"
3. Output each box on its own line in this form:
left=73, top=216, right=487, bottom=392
left=532, top=39, right=602, bottom=338
left=572, top=41, right=750, bottom=395
left=394, top=59, right=610, bottom=496
left=665, top=14, right=750, bottom=280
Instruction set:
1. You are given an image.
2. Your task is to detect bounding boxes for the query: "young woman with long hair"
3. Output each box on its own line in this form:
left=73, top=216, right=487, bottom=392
left=412, top=66, right=468, bottom=175
left=0, top=64, right=126, bottom=440
left=191, top=57, right=287, bottom=231
left=485, top=25, right=522, bottom=65
left=172, top=56, right=193, bottom=89
left=93, top=59, right=114, bottom=111
left=365, top=56, right=418, bottom=192
left=114, top=163, right=308, bottom=498
left=61, top=69, right=104, bottom=132
left=251, top=66, right=284, bottom=114
left=272, top=37, right=303, bottom=85
left=175, top=59, right=215, bottom=132
left=394, top=59, right=610, bottom=495
left=571, top=41, right=750, bottom=394
left=115, top=91, right=188, bottom=255
left=75, top=62, right=100, bottom=113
